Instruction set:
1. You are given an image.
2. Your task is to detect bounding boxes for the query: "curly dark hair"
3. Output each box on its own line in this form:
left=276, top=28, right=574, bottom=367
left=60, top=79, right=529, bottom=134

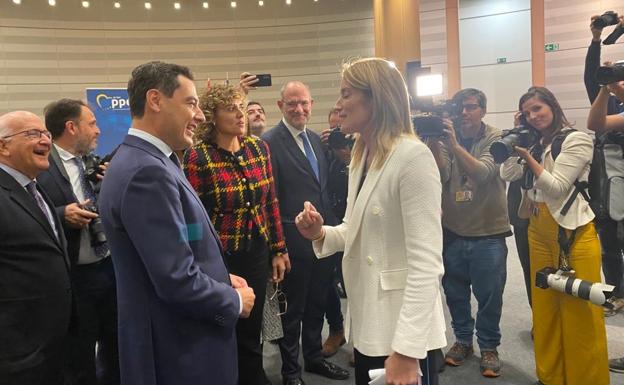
left=195, top=83, right=245, bottom=142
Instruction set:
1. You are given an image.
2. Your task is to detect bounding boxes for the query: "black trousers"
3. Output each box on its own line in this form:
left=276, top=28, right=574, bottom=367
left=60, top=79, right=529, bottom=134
left=324, top=252, right=344, bottom=333
left=278, top=226, right=336, bottom=379
left=353, top=349, right=442, bottom=385
left=513, top=223, right=532, bottom=307
left=65, top=257, right=119, bottom=385
left=596, top=217, right=624, bottom=297
left=225, top=238, right=270, bottom=385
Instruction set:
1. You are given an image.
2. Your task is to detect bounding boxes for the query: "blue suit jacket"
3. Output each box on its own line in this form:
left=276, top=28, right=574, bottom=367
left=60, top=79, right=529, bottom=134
left=98, top=135, right=240, bottom=385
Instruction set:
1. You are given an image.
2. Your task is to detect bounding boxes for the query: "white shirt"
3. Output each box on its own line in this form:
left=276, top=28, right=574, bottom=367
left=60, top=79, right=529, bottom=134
left=126, top=128, right=242, bottom=314
left=282, top=118, right=318, bottom=162
left=54, top=144, right=103, bottom=265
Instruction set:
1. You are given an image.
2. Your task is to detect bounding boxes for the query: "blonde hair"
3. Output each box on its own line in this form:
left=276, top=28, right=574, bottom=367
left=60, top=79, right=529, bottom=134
left=342, top=58, right=416, bottom=170
left=195, top=83, right=245, bottom=143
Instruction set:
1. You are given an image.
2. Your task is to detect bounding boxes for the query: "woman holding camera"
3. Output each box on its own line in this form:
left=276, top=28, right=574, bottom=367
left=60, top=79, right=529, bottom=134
left=500, top=87, right=608, bottom=385
left=295, top=57, right=446, bottom=385
left=183, top=83, right=290, bottom=385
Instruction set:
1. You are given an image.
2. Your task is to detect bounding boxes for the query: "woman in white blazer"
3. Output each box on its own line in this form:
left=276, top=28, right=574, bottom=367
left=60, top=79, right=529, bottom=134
left=295, top=57, right=446, bottom=385
left=500, top=87, right=608, bottom=385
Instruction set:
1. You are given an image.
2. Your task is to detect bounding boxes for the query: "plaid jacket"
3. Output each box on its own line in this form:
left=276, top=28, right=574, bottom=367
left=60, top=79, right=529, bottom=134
left=184, top=136, right=287, bottom=256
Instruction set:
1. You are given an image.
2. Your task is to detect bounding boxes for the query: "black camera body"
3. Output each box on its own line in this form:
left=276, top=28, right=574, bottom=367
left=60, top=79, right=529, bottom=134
left=592, top=11, right=619, bottom=29
left=82, top=204, right=107, bottom=246
left=412, top=100, right=462, bottom=138
left=596, top=62, right=624, bottom=86
left=327, top=127, right=354, bottom=150
left=490, top=124, right=540, bottom=163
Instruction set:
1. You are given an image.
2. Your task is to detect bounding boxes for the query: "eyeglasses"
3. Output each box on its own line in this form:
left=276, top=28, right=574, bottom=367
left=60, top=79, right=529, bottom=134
left=462, top=103, right=481, bottom=112
left=270, top=282, right=288, bottom=316
left=1, top=129, right=52, bottom=141
left=282, top=100, right=311, bottom=109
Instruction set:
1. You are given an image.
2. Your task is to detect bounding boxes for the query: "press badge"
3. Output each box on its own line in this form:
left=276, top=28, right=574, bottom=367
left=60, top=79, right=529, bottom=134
left=455, top=190, right=473, bottom=202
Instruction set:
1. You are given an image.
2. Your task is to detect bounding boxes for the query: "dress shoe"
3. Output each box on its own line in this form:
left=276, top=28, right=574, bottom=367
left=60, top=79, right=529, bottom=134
left=321, top=330, right=346, bottom=357
left=305, top=359, right=349, bottom=380
left=282, top=377, right=305, bottom=385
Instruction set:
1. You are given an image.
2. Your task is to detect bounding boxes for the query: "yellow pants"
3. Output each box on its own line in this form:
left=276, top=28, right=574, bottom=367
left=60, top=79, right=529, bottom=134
left=528, top=203, right=609, bottom=385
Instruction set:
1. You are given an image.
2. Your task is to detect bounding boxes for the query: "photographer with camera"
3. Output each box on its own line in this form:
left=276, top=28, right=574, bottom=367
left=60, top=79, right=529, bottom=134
left=37, top=98, right=119, bottom=385
left=427, top=88, right=510, bottom=378
left=500, top=87, right=609, bottom=385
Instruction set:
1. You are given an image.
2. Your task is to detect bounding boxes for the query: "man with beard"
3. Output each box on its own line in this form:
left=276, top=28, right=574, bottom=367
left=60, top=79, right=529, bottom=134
left=247, top=101, right=267, bottom=137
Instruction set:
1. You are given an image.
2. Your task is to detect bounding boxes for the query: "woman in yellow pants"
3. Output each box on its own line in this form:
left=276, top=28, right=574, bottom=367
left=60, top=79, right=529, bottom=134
left=501, top=86, right=609, bottom=385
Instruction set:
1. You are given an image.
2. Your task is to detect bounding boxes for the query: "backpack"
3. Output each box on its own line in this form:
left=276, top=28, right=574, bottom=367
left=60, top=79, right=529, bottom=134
left=587, top=132, right=624, bottom=222
left=551, top=129, right=624, bottom=222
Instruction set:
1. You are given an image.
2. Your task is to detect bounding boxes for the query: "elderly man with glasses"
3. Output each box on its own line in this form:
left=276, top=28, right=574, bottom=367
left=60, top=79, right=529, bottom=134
left=262, top=81, right=349, bottom=385
left=0, top=111, right=72, bottom=385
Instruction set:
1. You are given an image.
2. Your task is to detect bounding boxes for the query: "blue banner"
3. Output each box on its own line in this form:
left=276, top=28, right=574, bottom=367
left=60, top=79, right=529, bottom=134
left=86, top=88, right=131, bottom=156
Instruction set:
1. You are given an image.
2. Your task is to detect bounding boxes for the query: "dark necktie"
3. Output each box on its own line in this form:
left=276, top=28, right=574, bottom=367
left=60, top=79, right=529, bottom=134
left=26, top=181, right=58, bottom=239
left=169, top=152, right=182, bottom=169
left=73, top=157, right=109, bottom=259
left=299, top=131, right=319, bottom=181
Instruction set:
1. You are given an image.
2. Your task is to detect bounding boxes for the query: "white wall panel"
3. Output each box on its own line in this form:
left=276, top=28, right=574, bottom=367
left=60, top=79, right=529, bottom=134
left=459, top=0, right=530, bottom=19
left=459, top=10, right=532, bottom=67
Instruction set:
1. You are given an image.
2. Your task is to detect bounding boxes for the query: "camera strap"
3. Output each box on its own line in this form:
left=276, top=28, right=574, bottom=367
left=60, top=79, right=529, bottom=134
left=557, top=226, right=577, bottom=272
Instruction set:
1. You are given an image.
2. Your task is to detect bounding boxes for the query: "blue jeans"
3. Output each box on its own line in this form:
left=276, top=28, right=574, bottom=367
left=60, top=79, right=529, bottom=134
left=442, top=236, right=507, bottom=351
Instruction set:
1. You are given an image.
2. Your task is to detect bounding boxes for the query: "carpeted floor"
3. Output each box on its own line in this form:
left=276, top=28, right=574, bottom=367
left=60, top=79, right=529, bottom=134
left=263, top=236, right=624, bottom=385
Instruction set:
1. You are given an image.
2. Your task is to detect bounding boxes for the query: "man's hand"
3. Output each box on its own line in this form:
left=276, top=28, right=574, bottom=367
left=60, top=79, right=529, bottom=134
left=295, top=201, right=325, bottom=241
left=271, top=253, right=291, bottom=283
left=64, top=200, right=98, bottom=229
left=320, top=128, right=332, bottom=145
left=96, top=162, right=109, bottom=181
left=230, top=273, right=248, bottom=289
left=239, top=72, right=259, bottom=94
left=441, top=118, right=459, bottom=149
left=591, top=15, right=604, bottom=41
left=236, top=287, right=255, bottom=318
left=384, top=352, right=421, bottom=385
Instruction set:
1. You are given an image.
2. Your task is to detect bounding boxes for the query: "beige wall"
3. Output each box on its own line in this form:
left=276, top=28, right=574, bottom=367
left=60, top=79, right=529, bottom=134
left=544, top=0, right=624, bottom=131
left=0, top=0, right=375, bottom=132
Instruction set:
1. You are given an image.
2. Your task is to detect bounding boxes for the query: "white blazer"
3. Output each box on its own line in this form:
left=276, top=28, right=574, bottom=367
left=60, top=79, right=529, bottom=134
left=500, top=130, right=594, bottom=229
left=314, top=136, right=447, bottom=359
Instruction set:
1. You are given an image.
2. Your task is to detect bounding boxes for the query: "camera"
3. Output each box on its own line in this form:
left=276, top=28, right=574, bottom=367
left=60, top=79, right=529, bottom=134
left=327, top=127, right=354, bottom=150
left=595, top=62, right=624, bottom=86
left=82, top=204, right=107, bottom=246
left=535, top=267, right=615, bottom=309
left=412, top=100, right=462, bottom=138
left=592, top=11, right=619, bottom=29
left=490, top=123, right=540, bottom=163
left=82, top=153, right=112, bottom=184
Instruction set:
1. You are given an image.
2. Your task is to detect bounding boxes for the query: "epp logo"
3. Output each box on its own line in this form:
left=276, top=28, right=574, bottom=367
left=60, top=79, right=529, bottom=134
left=95, top=94, right=130, bottom=111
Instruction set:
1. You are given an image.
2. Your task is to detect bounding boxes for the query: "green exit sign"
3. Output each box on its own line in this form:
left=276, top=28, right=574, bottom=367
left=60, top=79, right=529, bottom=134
left=545, top=43, right=560, bottom=52
left=497, top=57, right=507, bottom=64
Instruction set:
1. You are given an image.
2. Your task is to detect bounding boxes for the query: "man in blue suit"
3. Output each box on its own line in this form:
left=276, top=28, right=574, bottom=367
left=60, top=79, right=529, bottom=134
left=98, top=61, right=255, bottom=385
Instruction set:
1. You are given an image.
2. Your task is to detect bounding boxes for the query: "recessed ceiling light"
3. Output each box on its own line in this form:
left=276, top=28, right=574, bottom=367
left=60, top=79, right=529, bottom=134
left=48, top=0, right=56, bottom=6
left=258, top=0, right=263, bottom=5
left=286, top=0, right=291, bottom=4
left=82, top=1, right=89, bottom=8
left=144, top=2, right=151, bottom=9
left=174, top=2, right=180, bottom=9
left=230, top=1, right=236, bottom=8
left=12, top=0, right=21, bottom=4
left=114, top=2, right=121, bottom=8
left=202, top=2, right=208, bottom=8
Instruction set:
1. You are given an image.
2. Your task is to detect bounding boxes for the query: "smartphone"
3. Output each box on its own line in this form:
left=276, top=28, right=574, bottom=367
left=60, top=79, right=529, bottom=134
left=255, top=74, right=272, bottom=87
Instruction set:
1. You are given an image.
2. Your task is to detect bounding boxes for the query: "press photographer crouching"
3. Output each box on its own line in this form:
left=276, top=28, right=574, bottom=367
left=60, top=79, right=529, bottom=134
left=36, top=98, right=119, bottom=384
left=500, top=87, right=609, bottom=385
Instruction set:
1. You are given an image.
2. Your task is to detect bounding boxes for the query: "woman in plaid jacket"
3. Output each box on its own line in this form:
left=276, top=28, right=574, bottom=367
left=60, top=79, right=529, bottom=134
left=184, top=83, right=290, bottom=385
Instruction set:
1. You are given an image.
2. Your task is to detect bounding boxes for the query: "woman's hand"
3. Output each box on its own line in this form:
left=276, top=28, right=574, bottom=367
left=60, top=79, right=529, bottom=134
left=271, top=253, right=291, bottom=283
left=514, top=145, right=531, bottom=161
left=239, top=72, right=259, bottom=94
left=384, top=352, right=421, bottom=385
left=513, top=111, right=523, bottom=127
left=295, top=201, right=325, bottom=241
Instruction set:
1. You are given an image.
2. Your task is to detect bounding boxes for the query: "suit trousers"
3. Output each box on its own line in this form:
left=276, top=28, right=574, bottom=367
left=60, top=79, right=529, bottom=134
left=529, top=203, right=609, bottom=385
left=353, top=349, right=441, bottom=385
left=278, top=225, right=336, bottom=379
left=595, top=216, right=624, bottom=297
left=65, top=257, right=119, bottom=385
left=225, top=237, right=270, bottom=385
